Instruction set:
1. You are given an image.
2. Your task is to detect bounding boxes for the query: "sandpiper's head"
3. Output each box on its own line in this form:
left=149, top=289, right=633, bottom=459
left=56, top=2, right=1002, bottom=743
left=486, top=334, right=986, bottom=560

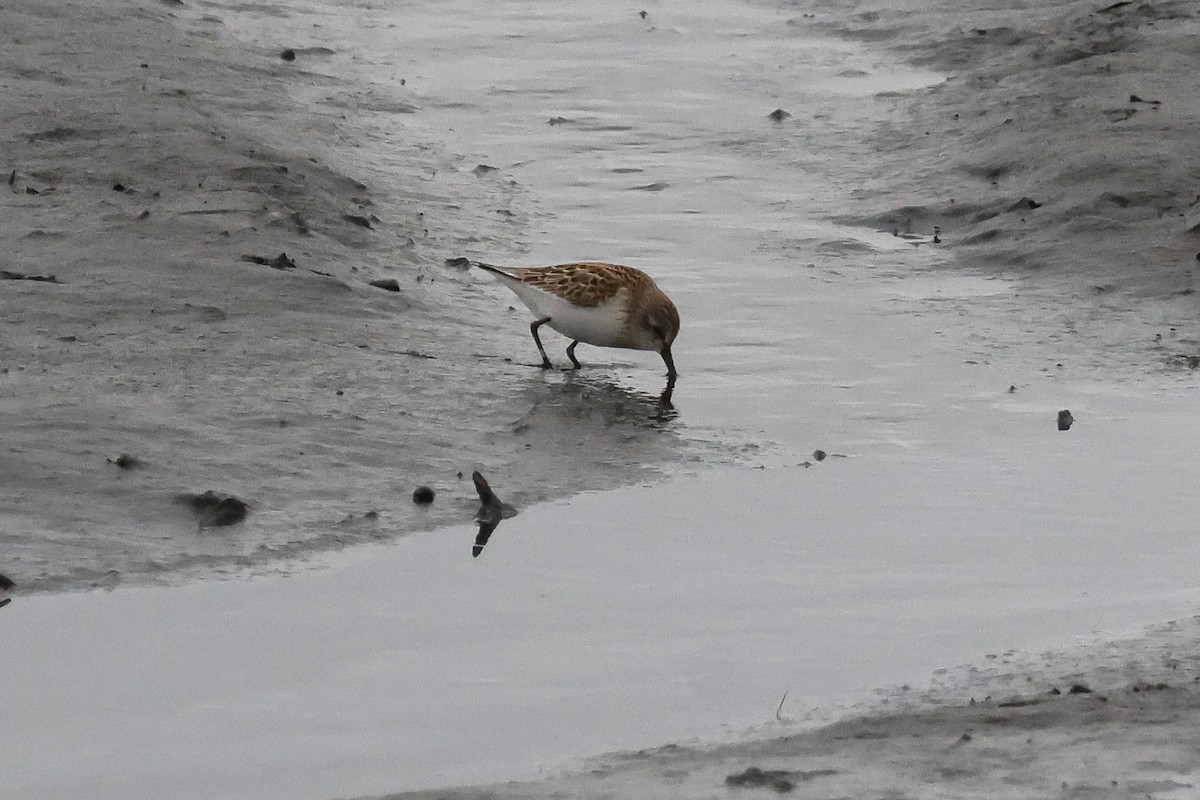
left=638, top=291, right=680, bottom=380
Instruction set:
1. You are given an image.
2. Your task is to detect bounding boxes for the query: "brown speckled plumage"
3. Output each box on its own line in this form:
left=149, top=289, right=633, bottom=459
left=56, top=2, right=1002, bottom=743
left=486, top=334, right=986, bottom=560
left=503, top=262, right=653, bottom=308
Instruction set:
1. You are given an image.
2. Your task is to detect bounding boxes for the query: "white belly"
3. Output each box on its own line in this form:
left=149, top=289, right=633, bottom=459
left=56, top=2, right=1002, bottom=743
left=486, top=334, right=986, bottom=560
left=514, top=286, right=629, bottom=348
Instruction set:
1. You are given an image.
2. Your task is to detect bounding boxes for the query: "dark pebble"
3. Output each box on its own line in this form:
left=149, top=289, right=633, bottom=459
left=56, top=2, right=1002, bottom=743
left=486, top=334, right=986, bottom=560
left=444, top=256, right=472, bottom=269
left=767, top=108, right=791, bottom=121
left=812, top=449, right=827, bottom=461
left=1068, top=683, right=1093, bottom=694
left=343, top=214, right=372, bottom=228
left=1057, top=409, right=1074, bottom=431
left=280, top=48, right=297, bottom=61
left=108, top=453, right=142, bottom=469
left=369, top=278, right=401, bottom=292
left=412, top=486, right=436, bottom=505
left=183, top=490, right=250, bottom=527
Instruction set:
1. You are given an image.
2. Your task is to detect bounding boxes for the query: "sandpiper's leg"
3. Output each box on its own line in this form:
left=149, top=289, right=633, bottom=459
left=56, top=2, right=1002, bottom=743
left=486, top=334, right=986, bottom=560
left=530, top=317, right=554, bottom=369
left=566, top=340, right=582, bottom=369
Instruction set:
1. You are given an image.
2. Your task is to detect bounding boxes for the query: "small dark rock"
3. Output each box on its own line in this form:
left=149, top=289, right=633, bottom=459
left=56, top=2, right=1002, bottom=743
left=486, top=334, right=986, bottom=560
left=181, top=490, right=250, bottom=528
left=444, top=256, right=472, bottom=270
left=112, top=182, right=127, bottom=192
left=412, top=486, right=436, bottom=505
left=26, top=186, right=39, bottom=195
left=280, top=48, right=297, bottom=61
left=1008, top=385, right=1017, bottom=393
left=639, top=9, right=647, bottom=19
left=1057, top=409, right=1074, bottom=431
left=472, top=164, right=499, bottom=176
left=6, top=169, right=14, bottom=187
left=767, top=108, right=791, bottom=121
left=547, top=116, right=572, bottom=125
left=1049, top=687, right=1061, bottom=695
left=812, top=449, right=827, bottom=462
left=108, top=453, right=142, bottom=469
left=0, top=572, right=13, bottom=609
left=1068, top=683, right=1093, bottom=694
left=343, top=214, right=372, bottom=228
left=369, top=278, right=401, bottom=292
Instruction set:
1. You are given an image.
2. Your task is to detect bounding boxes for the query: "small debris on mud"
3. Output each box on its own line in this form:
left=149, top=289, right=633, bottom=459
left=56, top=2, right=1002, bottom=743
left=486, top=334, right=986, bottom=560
left=412, top=486, right=435, bottom=505
left=1057, top=409, right=1074, bottom=431
left=766, top=108, right=792, bottom=121
left=472, top=470, right=518, bottom=558
left=1, top=270, right=60, bottom=283
left=241, top=252, right=296, bottom=270
left=369, top=278, right=400, bottom=292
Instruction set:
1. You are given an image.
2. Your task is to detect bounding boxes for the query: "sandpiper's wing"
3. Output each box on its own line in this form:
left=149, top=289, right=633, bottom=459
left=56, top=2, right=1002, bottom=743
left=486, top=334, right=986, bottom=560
left=477, top=262, right=645, bottom=307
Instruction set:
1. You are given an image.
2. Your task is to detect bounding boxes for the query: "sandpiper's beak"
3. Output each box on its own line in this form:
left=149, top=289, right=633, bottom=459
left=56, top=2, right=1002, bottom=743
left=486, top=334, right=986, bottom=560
left=661, top=346, right=677, bottom=381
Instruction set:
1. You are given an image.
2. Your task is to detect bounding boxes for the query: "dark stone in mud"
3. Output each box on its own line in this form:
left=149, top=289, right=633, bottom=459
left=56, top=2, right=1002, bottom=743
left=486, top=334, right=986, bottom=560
left=639, top=10, right=647, bottom=19
left=812, top=449, right=827, bottom=462
left=1068, top=683, right=1093, bottom=694
left=7, top=168, right=15, bottom=186
left=343, top=214, right=372, bottom=228
left=108, top=453, right=142, bottom=469
left=412, top=486, right=435, bottom=505
left=112, top=182, right=128, bottom=192
left=1057, top=409, right=1074, bottom=431
left=0, top=572, right=13, bottom=609
left=547, top=116, right=572, bottom=125
left=472, top=164, right=499, bottom=176
left=369, top=278, right=400, bottom=292
left=1007, top=197, right=1041, bottom=211
left=725, top=767, right=837, bottom=793
left=443, top=256, right=472, bottom=270
left=241, top=252, right=297, bottom=270
left=767, top=108, right=791, bottom=121
left=181, top=490, right=250, bottom=528
left=280, top=48, right=296, bottom=62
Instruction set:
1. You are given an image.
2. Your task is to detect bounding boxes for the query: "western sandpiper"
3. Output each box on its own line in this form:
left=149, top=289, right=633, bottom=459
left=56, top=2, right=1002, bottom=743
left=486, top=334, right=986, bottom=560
left=475, top=261, right=680, bottom=381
